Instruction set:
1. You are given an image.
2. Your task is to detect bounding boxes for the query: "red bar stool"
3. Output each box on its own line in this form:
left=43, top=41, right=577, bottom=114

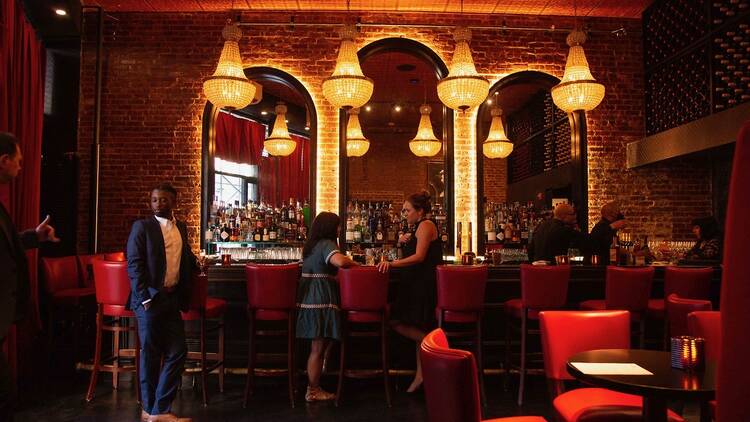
left=539, top=310, right=684, bottom=422
left=665, top=294, right=712, bottom=338
left=504, top=264, right=570, bottom=405
left=180, top=272, right=226, bottom=406
left=244, top=263, right=300, bottom=408
left=580, top=266, right=654, bottom=347
left=41, top=256, right=96, bottom=362
left=435, top=264, right=488, bottom=405
left=688, top=311, right=721, bottom=422
left=85, top=258, right=140, bottom=402
left=647, top=266, right=713, bottom=347
left=335, top=267, right=391, bottom=407
left=421, top=328, right=547, bottom=422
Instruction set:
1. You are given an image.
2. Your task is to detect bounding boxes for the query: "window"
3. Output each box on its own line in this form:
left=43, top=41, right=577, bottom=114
left=214, top=158, right=259, bottom=205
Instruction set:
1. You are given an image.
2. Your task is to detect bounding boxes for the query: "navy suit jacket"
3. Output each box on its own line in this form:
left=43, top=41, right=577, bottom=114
left=126, top=216, right=197, bottom=311
left=0, top=203, right=37, bottom=340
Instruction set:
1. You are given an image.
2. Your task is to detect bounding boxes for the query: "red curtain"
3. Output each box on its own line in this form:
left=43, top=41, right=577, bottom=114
left=259, top=134, right=309, bottom=207
left=0, top=0, right=46, bottom=384
left=214, top=112, right=265, bottom=165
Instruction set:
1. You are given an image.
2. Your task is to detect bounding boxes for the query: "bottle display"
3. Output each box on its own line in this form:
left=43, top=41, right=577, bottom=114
left=483, top=200, right=548, bottom=248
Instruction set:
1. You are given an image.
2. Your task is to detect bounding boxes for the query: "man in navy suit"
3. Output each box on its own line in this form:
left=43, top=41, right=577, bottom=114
left=127, top=183, right=197, bottom=422
left=0, top=133, right=59, bottom=421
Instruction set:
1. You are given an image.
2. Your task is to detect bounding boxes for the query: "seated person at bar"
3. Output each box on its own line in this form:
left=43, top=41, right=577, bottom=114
left=589, top=201, right=627, bottom=265
left=528, top=203, right=585, bottom=263
left=683, top=216, right=722, bottom=261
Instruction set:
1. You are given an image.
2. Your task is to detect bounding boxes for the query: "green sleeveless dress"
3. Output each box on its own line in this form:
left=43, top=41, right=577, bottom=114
left=295, top=239, right=341, bottom=340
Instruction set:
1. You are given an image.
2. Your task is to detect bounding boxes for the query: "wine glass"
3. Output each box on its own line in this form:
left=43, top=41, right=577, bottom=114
left=197, top=249, right=208, bottom=276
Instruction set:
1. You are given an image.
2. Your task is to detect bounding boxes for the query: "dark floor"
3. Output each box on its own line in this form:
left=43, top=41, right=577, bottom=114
left=15, top=369, right=707, bottom=422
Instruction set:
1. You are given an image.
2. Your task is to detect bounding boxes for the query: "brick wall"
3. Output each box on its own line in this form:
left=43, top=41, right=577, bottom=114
left=483, top=156, right=508, bottom=203
left=77, top=11, right=712, bottom=252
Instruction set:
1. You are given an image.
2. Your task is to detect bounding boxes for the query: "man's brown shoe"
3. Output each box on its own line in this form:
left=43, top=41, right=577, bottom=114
left=147, top=413, right=192, bottom=422
left=141, top=410, right=151, bottom=422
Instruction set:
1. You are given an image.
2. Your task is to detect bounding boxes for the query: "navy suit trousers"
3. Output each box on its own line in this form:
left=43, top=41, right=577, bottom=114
left=135, top=292, right=187, bottom=415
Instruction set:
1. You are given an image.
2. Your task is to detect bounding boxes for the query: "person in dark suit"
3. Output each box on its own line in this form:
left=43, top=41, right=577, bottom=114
left=127, top=183, right=197, bottom=422
left=0, top=132, right=59, bottom=421
left=589, top=201, right=627, bottom=265
left=528, top=203, right=586, bottom=263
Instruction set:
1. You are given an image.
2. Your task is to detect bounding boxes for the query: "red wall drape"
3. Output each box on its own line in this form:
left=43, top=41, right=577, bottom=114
left=214, top=112, right=265, bottom=165
left=717, top=120, right=750, bottom=421
left=259, top=134, right=309, bottom=207
left=0, top=0, right=46, bottom=384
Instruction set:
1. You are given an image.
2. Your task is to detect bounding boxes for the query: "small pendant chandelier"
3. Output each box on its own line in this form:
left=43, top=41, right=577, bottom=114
left=551, top=28, right=605, bottom=113
left=322, top=25, right=374, bottom=109
left=483, top=107, right=513, bottom=159
left=203, top=22, right=256, bottom=110
left=409, top=105, right=442, bottom=157
left=437, top=27, right=489, bottom=112
left=346, top=108, right=370, bottom=157
left=264, top=103, right=297, bottom=157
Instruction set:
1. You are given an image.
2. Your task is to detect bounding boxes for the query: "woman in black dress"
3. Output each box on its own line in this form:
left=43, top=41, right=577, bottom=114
left=377, top=191, right=443, bottom=392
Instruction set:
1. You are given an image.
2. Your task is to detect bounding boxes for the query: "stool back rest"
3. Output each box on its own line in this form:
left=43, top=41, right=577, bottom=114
left=245, top=263, right=300, bottom=310
left=42, top=256, right=81, bottom=293
left=540, top=310, right=630, bottom=381
left=436, top=265, right=488, bottom=312
left=666, top=294, right=712, bottom=337
left=664, top=266, right=712, bottom=300
left=103, top=251, right=126, bottom=262
left=77, top=254, right=105, bottom=287
left=521, top=264, right=570, bottom=309
left=338, top=266, right=389, bottom=311
left=188, top=273, right=209, bottom=310
left=420, top=328, right=482, bottom=422
left=604, top=266, right=654, bottom=312
left=92, top=258, right=131, bottom=306
left=687, top=311, right=722, bottom=361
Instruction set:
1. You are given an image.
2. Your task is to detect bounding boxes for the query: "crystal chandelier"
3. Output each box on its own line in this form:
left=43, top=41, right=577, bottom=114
left=409, top=105, right=442, bottom=157
left=203, top=22, right=256, bottom=109
left=264, top=103, right=297, bottom=157
left=551, top=29, right=605, bottom=113
left=322, top=25, right=374, bottom=109
left=437, top=27, right=489, bottom=112
left=483, top=107, right=513, bottom=159
left=346, top=108, right=370, bottom=157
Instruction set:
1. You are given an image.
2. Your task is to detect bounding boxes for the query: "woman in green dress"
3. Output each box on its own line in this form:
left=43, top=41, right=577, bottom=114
left=297, top=211, right=358, bottom=401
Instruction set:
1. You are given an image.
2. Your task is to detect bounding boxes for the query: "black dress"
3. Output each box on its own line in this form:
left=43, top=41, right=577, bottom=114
left=392, top=219, right=443, bottom=330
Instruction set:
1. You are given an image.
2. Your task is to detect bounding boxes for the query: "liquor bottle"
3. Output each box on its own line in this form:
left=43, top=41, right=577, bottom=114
left=486, top=213, right=496, bottom=243
left=288, top=198, right=296, bottom=222
left=609, top=235, right=619, bottom=265
left=269, top=221, right=278, bottom=241
left=346, top=215, right=354, bottom=243
left=353, top=219, right=362, bottom=243
left=375, top=223, right=384, bottom=243
left=456, top=222, right=463, bottom=257
left=504, top=221, right=513, bottom=244
left=220, top=224, right=231, bottom=242
left=253, top=226, right=262, bottom=242
left=462, top=222, right=476, bottom=265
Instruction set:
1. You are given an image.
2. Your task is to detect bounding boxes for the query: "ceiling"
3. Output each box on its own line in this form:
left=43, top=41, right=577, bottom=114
left=80, top=0, right=651, bottom=18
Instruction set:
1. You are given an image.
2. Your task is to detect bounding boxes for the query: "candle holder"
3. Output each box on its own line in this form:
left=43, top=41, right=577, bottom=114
left=221, top=253, right=233, bottom=267
left=670, top=336, right=705, bottom=371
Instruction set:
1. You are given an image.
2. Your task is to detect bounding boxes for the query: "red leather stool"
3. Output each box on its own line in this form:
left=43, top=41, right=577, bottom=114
left=85, top=258, right=140, bottom=402
left=42, top=256, right=96, bottom=362
left=435, top=264, right=488, bottom=405
left=421, top=328, right=547, bottom=422
left=540, top=310, right=684, bottom=422
left=688, top=311, right=721, bottom=422
left=244, top=263, right=300, bottom=408
left=580, top=266, right=654, bottom=348
left=665, top=294, right=712, bottom=338
left=504, top=264, right=570, bottom=405
left=647, top=266, right=713, bottom=348
left=335, top=267, right=391, bottom=407
left=180, top=272, right=226, bottom=406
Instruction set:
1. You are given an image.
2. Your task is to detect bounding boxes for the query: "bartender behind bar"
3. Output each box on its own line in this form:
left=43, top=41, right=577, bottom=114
left=528, top=203, right=586, bottom=263
left=588, top=201, right=627, bottom=265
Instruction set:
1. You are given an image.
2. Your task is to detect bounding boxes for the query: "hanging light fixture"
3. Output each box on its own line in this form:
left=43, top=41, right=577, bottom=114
left=203, top=22, right=256, bottom=109
left=409, top=105, right=442, bottom=157
left=483, top=107, right=513, bottom=159
left=322, top=25, right=374, bottom=109
left=346, top=108, right=370, bottom=157
left=436, top=26, right=490, bottom=112
left=264, top=103, right=297, bottom=157
left=550, top=24, right=605, bottom=112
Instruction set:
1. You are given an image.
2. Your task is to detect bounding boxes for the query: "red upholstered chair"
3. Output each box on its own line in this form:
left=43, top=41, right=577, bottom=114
left=335, top=267, right=391, bottom=407
left=103, top=251, right=126, bottom=262
left=180, top=273, right=226, bottom=406
left=420, top=328, right=547, bottom=422
left=504, top=264, right=570, bottom=405
left=539, top=310, right=684, bottom=422
left=688, top=311, right=721, bottom=422
left=580, top=266, right=654, bottom=347
left=244, top=263, right=300, bottom=408
left=86, top=258, right=140, bottom=403
left=435, top=264, right=489, bottom=405
left=77, top=254, right=105, bottom=288
left=665, top=294, right=712, bottom=338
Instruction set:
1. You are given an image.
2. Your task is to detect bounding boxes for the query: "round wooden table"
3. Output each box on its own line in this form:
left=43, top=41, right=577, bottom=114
left=566, top=349, right=716, bottom=422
